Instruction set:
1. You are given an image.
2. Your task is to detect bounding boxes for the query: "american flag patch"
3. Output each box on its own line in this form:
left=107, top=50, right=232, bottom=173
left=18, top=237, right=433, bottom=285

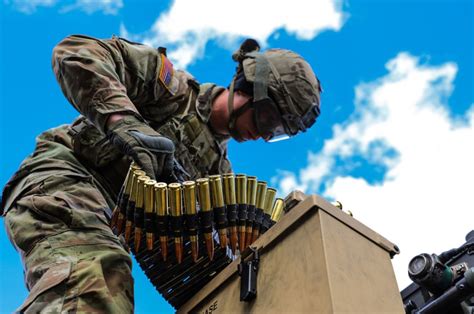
left=159, top=54, right=174, bottom=91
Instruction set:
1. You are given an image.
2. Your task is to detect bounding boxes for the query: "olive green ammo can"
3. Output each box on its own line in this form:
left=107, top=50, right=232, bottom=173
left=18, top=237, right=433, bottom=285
left=177, top=192, right=404, bottom=313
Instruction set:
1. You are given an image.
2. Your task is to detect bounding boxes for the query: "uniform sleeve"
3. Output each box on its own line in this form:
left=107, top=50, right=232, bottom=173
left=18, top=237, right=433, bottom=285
left=52, top=35, right=171, bottom=132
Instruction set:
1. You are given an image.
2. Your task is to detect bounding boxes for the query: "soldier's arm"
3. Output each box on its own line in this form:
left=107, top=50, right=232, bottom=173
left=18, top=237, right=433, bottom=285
left=52, top=35, right=171, bottom=132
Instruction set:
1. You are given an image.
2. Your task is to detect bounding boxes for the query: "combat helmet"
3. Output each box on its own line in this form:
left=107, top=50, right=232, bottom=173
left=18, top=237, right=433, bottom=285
left=228, top=39, right=322, bottom=142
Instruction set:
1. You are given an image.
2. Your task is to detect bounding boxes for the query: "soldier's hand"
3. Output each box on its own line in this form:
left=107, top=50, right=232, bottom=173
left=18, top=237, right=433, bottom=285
left=107, top=115, right=175, bottom=180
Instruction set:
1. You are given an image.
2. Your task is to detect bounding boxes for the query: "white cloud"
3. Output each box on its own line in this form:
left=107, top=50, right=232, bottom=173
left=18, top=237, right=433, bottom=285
left=7, top=0, right=122, bottom=14
left=60, top=0, right=122, bottom=15
left=6, top=0, right=57, bottom=14
left=275, top=52, right=474, bottom=288
left=121, top=0, right=345, bottom=68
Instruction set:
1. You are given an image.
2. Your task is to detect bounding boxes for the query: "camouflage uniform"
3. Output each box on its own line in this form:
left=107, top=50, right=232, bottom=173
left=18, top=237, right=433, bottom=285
left=2, top=35, right=231, bottom=313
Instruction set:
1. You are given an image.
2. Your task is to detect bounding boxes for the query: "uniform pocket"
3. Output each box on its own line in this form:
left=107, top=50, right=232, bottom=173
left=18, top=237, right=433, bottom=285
left=16, top=261, right=72, bottom=314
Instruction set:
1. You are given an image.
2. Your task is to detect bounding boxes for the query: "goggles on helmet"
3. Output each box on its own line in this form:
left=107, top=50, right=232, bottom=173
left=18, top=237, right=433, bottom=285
left=252, top=98, right=287, bottom=142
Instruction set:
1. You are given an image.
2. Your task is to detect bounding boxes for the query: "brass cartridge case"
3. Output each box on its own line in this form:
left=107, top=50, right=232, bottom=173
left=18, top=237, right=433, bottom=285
left=196, top=178, right=214, bottom=260
left=155, top=183, right=168, bottom=216
left=116, top=166, right=143, bottom=234
left=124, top=170, right=146, bottom=243
left=144, top=179, right=156, bottom=251
left=245, top=176, right=258, bottom=248
left=169, top=183, right=184, bottom=264
left=263, top=188, right=277, bottom=216
left=270, top=198, right=285, bottom=223
left=111, top=163, right=140, bottom=230
left=247, top=176, right=258, bottom=207
left=183, top=181, right=199, bottom=262
left=133, top=175, right=149, bottom=251
left=144, top=180, right=156, bottom=214
left=196, top=178, right=212, bottom=211
left=252, top=181, right=267, bottom=243
left=256, top=182, right=267, bottom=211
left=223, top=173, right=236, bottom=205
left=259, top=187, right=277, bottom=235
left=236, top=174, right=248, bottom=251
left=209, top=175, right=228, bottom=249
left=209, top=175, right=225, bottom=208
left=154, top=182, right=169, bottom=261
left=183, top=181, right=197, bottom=215
left=223, top=173, right=238, bottom=254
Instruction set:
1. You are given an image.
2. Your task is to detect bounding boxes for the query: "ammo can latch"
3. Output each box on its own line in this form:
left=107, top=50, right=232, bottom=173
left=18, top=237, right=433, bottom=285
left=238, top=247, right=259, bottom=302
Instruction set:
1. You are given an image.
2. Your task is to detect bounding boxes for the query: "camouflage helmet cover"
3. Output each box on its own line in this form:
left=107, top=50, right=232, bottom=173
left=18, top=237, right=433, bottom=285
left=240, top=49, right=321, bottom=137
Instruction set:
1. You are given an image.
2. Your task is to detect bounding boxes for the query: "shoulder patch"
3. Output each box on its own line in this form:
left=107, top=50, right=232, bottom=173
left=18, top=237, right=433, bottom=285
left=158, top=54, right=174, bottom=92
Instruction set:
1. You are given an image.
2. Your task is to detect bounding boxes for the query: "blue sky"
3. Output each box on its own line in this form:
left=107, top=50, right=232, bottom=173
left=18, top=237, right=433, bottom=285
left=0, top=0, right=473, bottom=312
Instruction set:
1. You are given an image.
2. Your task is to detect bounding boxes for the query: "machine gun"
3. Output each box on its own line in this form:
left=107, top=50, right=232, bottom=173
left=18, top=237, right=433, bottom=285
left=401, top=230, right=474, bottom=314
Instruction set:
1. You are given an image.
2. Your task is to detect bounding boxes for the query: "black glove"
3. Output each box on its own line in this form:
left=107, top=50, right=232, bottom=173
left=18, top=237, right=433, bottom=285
left=107, top=115, right=175, bottom=180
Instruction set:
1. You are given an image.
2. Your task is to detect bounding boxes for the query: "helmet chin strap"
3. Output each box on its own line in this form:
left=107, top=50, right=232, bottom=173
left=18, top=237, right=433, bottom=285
left=227, top=77, right=253, bottom=142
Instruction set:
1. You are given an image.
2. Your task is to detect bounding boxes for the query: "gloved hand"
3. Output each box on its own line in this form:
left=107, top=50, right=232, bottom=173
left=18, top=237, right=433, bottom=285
left=107, top=115, right=175, bottom=180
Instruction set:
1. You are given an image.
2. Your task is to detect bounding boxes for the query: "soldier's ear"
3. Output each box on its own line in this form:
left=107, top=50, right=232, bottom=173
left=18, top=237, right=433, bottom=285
left=232, top=38, right=260, bottom=63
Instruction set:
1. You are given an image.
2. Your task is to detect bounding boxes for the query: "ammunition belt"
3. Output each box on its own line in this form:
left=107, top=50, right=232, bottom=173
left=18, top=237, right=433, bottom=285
left=109, top=163, right=287, bottom=308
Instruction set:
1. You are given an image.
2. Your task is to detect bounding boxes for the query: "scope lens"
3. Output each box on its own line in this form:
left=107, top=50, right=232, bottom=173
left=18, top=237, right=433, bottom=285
left=408, top=254, right=430, bottom=277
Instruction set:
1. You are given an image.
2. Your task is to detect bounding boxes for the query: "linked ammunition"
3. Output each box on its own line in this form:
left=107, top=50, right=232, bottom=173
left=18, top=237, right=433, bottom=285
left=260, top=187, right=277, bottom=235
left=133, top=175, right=149, bottom=251
left=183, top=181, right=199, bottom=262
left=155, top=182, right=169, bottom=261
left=209, top=175, right=228, bottom=249
left=144, top=179, right=157, bottom=251
left=223, top=173, right=238, bottom=254
left=196, top=178, right=214, bottom=261
left=124, top=169, right=146, bottom=243
left=114, top=164, right=141, bottom=234
left=251, top=181, right=267, bottom=243
left=236, top=174, right=248, bottom=251
left=245, top=176, right=257, bottom=248
left=169, top=183, right=184, bottom=264
left=110, top=164, right=137, bottom=230
left=270, top=198, right=285, bottom=226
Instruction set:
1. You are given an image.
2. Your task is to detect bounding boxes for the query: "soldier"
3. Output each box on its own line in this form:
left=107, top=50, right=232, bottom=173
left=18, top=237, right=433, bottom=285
left=1, top=36, right=321, bottom=312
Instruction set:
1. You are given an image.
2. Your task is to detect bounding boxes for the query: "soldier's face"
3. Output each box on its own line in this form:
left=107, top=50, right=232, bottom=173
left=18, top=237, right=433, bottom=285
left=233, top=92, right=261, bottom=141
